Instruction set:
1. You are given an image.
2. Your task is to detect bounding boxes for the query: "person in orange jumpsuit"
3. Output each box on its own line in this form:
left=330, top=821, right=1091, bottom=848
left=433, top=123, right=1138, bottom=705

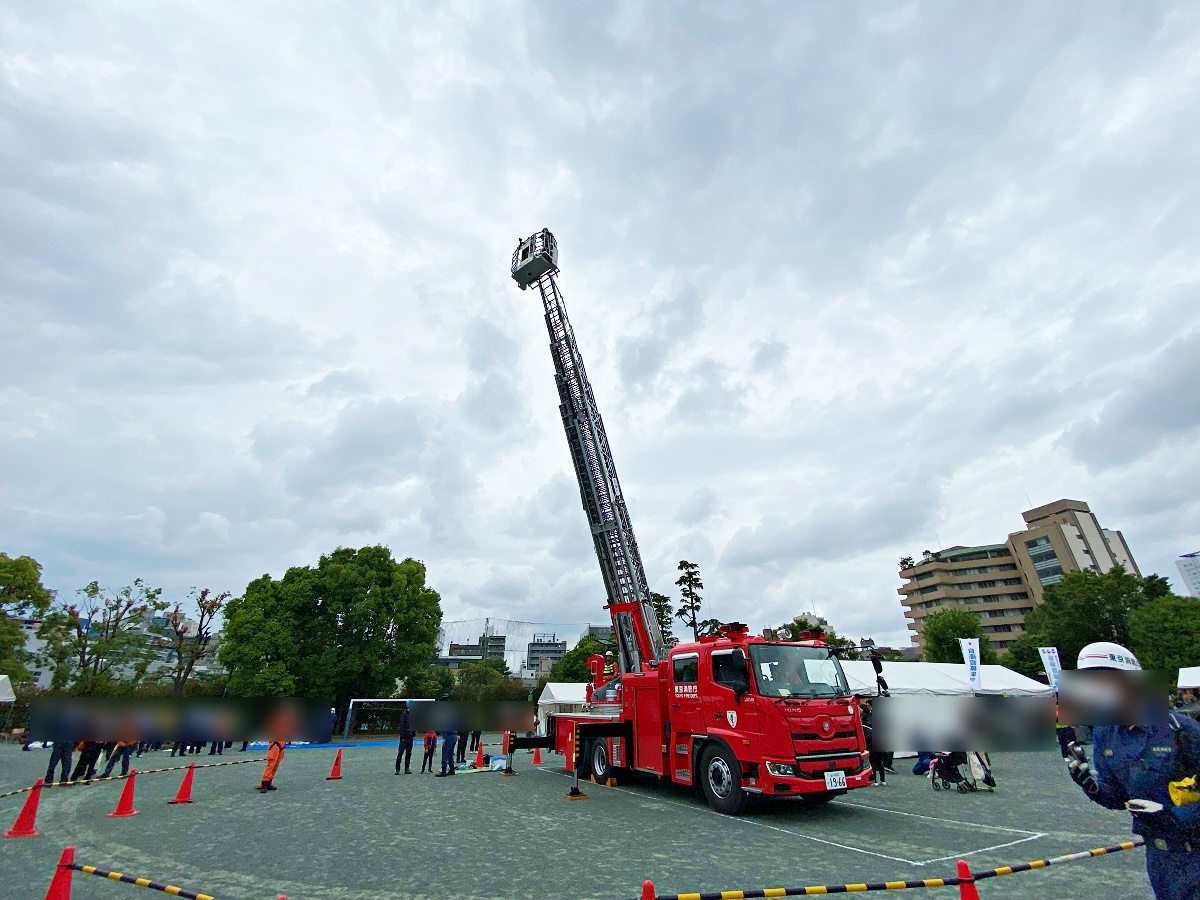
left=257, top=739, right=286, bottom=792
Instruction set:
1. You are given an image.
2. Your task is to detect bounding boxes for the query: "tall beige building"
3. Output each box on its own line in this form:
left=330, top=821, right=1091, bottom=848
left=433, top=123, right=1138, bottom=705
left=898, top=499, right=1139, bottom=653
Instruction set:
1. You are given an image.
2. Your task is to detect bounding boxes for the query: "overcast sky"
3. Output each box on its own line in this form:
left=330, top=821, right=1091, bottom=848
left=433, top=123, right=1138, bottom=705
left=3, top=2, right=1198, bottom=649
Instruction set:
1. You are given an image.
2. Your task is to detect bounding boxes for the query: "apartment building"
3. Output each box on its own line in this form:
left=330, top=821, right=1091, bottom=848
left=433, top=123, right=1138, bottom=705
left=1176, top=551, right=1200, bottom=597
left=899, top=499, right=1139, bottom=652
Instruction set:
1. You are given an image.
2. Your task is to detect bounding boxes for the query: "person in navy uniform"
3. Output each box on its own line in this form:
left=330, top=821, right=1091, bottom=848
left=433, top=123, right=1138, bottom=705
left=436, top=729, right=457, bottom=777
left=1067, top=642, right=1200, bottom=900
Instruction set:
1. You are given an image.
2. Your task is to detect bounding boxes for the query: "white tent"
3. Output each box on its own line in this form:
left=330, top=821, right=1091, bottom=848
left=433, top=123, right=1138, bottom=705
left=841, top=661, right=1051, bottom=696
left=1179, top=667, right=1200, bottom=690
left=536, top=682, right=588, bottom=732
left=0, top=675, right=14, bottom=704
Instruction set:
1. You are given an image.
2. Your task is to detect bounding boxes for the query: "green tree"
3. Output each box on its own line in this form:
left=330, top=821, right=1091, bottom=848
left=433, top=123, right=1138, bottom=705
left=0, top=553, right=55, bottom=682
left=920, top=608, right=997, bottom=665
left=36, top=579, right=169, bottom=693
left=899, top=556, right=915, bottom=571
left=162, top=588, right=229, bottom=696
left=547, top=636, right=606, bottom=682
left=674, top=560, right=706, bottom=641
left=401, top=665, right=455, bottom=700
left=453, top=661, right=526, bottom=701
left=650, top=591, right=676, bottom=645
left=999, top=633, right=1045, bottom=679
left=1128, top=595, right=1200, bottom=674
left=1021, top=566, right=1154, bottom=669
left=220, top=546, right=443, bottom=708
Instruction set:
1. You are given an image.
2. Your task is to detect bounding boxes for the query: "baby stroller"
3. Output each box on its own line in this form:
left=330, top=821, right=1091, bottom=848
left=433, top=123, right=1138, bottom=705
left=929, top=752, right=976, bottom=793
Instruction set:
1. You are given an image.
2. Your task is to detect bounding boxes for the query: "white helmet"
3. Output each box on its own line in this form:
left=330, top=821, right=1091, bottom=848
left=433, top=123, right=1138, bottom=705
left=1077, top=641, right=1141, bottom=671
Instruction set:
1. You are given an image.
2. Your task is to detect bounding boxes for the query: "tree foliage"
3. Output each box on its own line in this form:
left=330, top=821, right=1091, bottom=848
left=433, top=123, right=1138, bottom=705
left=401, top=665, right=455, bottom=700
left=36, top=580, right=169, bottom=693
left=674, top=560, right=706, bottom=641
left=452, top=661, right=527, bottom=701
left=1128, top=596, right=1200, bottom=674
left=999, top=632, right=1045, bottom=679
left=162, top=589, right=229, bottom=696
left=920, top=608, right=997, bottom=665
left=0, top=553, right=55, bottom=682
left=219, top=546, right=442, bottom=710
left=1020, top=566, right=1154, bottom=669
left=547, top=636, right=606, bottom=682
left=650, top=591, right=676, bottom=646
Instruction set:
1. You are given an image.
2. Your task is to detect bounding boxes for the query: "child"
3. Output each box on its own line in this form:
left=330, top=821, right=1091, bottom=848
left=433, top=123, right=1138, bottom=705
left=420, top=730, right=437, bottom=774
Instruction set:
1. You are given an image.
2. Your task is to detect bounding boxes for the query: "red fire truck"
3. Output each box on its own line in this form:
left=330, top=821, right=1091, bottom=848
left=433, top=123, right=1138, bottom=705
left=511, top=229, right=873, bottom=814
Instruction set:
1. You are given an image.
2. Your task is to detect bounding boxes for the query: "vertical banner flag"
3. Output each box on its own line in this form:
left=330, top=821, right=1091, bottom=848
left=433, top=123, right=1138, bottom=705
left=1038, top=647, right=1063, bottom=692
left=959, top=638, right=982, bottom=692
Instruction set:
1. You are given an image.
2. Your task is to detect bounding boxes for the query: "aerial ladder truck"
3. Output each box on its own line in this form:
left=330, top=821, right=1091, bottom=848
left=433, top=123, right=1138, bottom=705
left=511, top=229, right=872, bottom=814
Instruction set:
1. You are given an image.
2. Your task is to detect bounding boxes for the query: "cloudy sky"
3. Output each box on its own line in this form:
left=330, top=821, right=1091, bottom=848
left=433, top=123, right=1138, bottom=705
left=3, top=2, right=1198, bottom=649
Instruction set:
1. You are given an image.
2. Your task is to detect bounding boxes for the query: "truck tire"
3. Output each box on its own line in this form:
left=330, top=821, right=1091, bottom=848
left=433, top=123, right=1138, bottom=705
left=591, top=739, right=611, bottom=781
left=699, top=743, right=747, bottom=815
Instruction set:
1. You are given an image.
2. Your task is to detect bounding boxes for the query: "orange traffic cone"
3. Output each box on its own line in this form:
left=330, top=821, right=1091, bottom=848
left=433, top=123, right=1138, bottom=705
left=326, top=749, right=343, bottom=780
left=640, top=880, right=655, bottom=900
left=43, top=846, right=75, bottom=899
left=956, top=860, right=981, bottom=900
left=532, top=747, right=543, bottom=765
left=168, top=762, right=195, bottom=804
left=473, top=740, right=485, bottom=769
left=4, top=777, right=44, bottom=838
left=107, top=770, right=139, bottom=818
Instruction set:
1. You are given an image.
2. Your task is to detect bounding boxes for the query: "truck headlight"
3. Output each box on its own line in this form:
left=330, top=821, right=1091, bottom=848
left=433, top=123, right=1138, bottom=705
left=765, top=762, right=797, bottom=777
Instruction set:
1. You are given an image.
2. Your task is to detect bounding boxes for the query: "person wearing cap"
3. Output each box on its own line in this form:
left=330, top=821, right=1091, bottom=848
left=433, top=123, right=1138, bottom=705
left=1066, top=641, right=1200, bottom=899
left=603, top=651, right=617, bottom=680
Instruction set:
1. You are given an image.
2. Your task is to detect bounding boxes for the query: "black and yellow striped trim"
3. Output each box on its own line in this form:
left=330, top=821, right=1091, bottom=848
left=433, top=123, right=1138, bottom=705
left=71, top=863, right=216, bottom=900
left=1, top=757, right=267, bottom=801
left=641, top=838, right=1146, bottom=899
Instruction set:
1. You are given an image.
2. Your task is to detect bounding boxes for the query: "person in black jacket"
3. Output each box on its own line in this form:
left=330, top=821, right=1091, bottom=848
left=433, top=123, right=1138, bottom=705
left=396, top=703, right=415, bottom=774
left=70, top=741, right=103, bottom=782
left=455, top=729, right=469, bottom=764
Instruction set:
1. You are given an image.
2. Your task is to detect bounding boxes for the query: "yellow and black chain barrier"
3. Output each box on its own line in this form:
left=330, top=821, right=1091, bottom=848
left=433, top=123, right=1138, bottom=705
left=0, top=757, right=266, bottom=800
left=640, top=838, right=1146, bottom=899
left=68, top=862, right=217, bottom=900
left=973, top=837, right=1144, bottom=882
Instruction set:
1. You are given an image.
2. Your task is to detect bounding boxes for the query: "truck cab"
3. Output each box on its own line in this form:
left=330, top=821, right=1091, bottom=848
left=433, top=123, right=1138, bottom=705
left=663, top=626, right=871, bottom=813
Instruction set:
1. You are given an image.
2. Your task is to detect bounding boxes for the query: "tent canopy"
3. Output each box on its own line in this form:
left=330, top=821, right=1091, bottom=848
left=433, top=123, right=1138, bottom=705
left=537, top=682, right=588, bottom=705
left=0, top=675, right=14, bottom=704
left=841, top=661, right=1050, bottom=696
left=1179, top=667, right=1200, bottom=690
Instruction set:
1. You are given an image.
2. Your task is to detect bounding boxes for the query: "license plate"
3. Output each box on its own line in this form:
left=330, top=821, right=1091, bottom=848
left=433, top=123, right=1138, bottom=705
left=824, top=770, right=847, bottom=791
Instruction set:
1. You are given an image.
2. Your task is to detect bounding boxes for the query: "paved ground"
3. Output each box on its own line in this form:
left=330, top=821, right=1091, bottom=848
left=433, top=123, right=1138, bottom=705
left=1, top=741, right=1150, bottom=899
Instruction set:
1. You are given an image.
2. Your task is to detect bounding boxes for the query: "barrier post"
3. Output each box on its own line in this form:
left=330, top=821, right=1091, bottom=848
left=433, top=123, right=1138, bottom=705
left=502, top=732, right=518, bottom=776
left=563, top=729, right=587, bottom=800
left=956, top=860, right=980, bottom=900
left=43, top=846, right=75, bottom=900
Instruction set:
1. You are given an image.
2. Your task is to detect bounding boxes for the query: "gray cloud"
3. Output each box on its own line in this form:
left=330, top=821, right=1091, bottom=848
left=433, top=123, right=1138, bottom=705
left=2, top=3, right=1198, bottom=649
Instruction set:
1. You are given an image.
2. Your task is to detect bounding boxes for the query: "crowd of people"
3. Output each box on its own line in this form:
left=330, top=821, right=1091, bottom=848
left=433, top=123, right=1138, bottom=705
left=392, top=702, right=486, bottom=776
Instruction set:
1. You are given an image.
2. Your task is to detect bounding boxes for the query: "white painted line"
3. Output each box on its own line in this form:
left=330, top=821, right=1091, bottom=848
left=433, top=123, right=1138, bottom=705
left=917, top=833, right=1047, bottom=865
left=537, top=767, right=924, bottom=866
left=838, top=800, right=1042, bottom=837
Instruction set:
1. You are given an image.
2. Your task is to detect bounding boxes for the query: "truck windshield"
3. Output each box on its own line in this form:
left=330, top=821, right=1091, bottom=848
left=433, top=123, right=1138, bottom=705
left=749, top=644, right=851, bottom=699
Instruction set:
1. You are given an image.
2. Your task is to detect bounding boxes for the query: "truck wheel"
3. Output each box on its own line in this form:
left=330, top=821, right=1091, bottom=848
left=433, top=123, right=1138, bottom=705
left=699, top=744, right=747, bottom=815
left=591, top=740, right=611, bottom=781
